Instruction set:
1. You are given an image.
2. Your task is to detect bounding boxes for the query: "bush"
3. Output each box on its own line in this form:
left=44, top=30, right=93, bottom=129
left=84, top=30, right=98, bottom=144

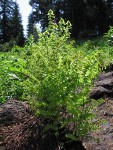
left=24, top=10, right=101, bottom=140
left=0, top=39, right=16, bottom=52
left=105, top=26, right=113, bottom=46
left=0, top=46, right=27, bottom=103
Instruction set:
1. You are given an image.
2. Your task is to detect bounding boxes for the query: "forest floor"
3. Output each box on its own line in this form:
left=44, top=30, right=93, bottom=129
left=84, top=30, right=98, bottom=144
left=1, top=98, right=113, bottom=150
left=83, top=98, right=113, bottom=150
left=0, top=100, right=86, bottom=150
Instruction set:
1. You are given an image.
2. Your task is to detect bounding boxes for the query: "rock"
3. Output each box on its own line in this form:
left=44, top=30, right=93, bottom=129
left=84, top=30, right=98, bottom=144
left=96, top=79, right=113, bottom=87
left=104, top=63, right=113, bottom=72
left=0, top=99, right=86, bottom=150
left=0, top=99, right=40, bottom=150
left=89, top=86, right=112, bottom=100
left=90, top=71, right=113, bottom=100
left=97, top=72, right=113, bottom=81
left=0, top=100, right=31, bottom=127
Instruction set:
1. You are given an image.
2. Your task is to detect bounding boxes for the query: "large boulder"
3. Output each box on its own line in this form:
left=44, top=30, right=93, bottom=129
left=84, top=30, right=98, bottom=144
left=0, top=99, right=43, bottom=150
left=0, top=99, right=86, bottom=150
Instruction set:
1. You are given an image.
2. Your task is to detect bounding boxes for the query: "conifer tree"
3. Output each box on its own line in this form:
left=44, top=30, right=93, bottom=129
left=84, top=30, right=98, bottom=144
left=11, top=2, right=25, bottom=46
left=0, top=0, right=25, bottom=46
left=0, top=0, right=15, bottom=43
left=29, top=0, right=53, bottom=31
left=28, top=0, right=113, bottom=37
left=27, top=13, right=34, bottom=36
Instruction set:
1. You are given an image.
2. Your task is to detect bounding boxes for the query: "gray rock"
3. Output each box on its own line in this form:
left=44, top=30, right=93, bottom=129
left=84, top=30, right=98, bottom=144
left=89, top=86, right=112, bottom=100
left=90, top=71, right=113, bottom=100
left=97, top=72, right=113, bottom=81
left=96, top=79, right=113, bottom=87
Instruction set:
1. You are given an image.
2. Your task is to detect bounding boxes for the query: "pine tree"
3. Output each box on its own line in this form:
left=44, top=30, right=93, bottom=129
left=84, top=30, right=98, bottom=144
left=28, top=0, right=87, bottom=36
left=0, top=0, right=15, bottom=43
left=27, top=13, right=34, bottom=36
left=28, top=0, right=113, bottom=37
left=83, top=0, right=110, bottom=34
left=0, top=0, right=25, bottom=46
left=11, top=2, right=25, bottom=46
left=29, top=0, right=53, bottom=31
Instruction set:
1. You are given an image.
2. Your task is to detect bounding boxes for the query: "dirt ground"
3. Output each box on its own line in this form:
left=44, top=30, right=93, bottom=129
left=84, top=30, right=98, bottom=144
left=83, top=98, right=113, bottom=150
left=0, top=100, right=86, bottom=150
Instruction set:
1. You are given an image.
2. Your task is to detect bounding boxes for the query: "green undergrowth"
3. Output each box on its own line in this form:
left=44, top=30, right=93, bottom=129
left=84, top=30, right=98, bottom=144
left=0, top=10, right=113, bottom=142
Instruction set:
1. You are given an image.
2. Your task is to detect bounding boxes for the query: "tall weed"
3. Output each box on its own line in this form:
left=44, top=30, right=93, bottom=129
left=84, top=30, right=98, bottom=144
left=25, top=10, right=101, bottom=140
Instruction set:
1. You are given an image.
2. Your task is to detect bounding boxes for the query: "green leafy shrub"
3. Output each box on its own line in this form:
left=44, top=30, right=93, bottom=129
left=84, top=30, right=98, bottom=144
left=0, top=39, right=17, bottom=52
left=0, top=46, right=28, bottom=103
left=24, top=10, right=101, bottom=140
left=105, top=26, right=113, bottom=46
left=76, top=36, right=113, bottom=72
